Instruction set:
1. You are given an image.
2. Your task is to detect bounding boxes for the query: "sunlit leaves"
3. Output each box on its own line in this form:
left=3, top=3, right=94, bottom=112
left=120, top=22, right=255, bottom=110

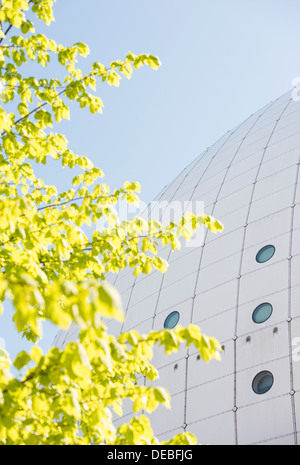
left=31, top=0, right=55, bottom=26
left=0, top=108, right=14, bottom=132
left=13, top=350, right=31, bottom=370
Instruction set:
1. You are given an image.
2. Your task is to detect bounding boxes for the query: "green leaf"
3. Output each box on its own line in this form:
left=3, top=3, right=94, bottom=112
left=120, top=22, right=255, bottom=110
left=153, top=387, right=170, bottom=408
left=142, top=261, right=152, bottom=275
left=13, top=351, right=31, bottom=370
left=98, top=283, right=124, bottom=321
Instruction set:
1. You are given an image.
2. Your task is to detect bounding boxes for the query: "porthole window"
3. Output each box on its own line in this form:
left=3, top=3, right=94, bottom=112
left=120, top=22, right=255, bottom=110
left=252, top=303, right=273, bottom=324
left=252, top=371, right=274, bottom=395
left=164, top=311, right=180, bottom=329
left=256, top=245, right=275, bottom=263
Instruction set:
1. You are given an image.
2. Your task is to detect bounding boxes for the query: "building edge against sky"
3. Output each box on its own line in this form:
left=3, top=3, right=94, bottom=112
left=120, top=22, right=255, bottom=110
left=54, top=88, right=300, bottom=445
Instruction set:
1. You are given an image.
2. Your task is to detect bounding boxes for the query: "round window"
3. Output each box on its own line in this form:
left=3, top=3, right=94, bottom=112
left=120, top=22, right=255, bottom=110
left=252, top=371, right=274, bottom=395
left=252, top=303, right=273, bottom=324
left=256, top=245, right=275, bottom=263
left=164, top=311, right=180, bottom=329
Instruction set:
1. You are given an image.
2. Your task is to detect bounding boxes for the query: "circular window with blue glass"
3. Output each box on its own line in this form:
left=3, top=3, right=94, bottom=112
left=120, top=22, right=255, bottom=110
left=252, top=371, right=274, bottom=395
left=164, top=311, right=180, bottom=329
left=256, top=245, right=276, bottom=263
left=252, top=303, right=273, bottom=324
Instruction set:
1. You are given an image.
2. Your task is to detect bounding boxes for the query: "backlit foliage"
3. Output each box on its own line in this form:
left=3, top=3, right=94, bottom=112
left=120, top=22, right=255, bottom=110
left=0, top=0, right=223, bottom=445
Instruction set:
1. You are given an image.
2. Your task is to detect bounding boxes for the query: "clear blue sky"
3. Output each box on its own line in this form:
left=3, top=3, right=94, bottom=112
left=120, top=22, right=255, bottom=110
left=1, top=0, right=300, bottom=364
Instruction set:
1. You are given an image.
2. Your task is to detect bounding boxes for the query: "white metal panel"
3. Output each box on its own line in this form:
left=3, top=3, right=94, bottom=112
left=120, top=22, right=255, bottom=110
left=261, top=434, right=295, bottom=445
left=264, top=133, right=300, bottom=162
left=196, top=252, right=241, bottom=294
left=119, top=287, right=132, bottom=312
left=194, top=307, right=236, bottom=343
left=213, top=203, right=249, bottom=234
left=193, top=171, right=228, bottom=197
left=149, top=391, right=185, bottom=435
left=245, top=121, right=278, bottom=147
left=125, top=317, right=153, bottom=334
left=157, top=428, right=183, bottom=442
left=154, top=297, right=192, bottom=328
left=208, top=185, right=252, bottom=219
left=160, top=174, right=190, bottom=203
left=156, top=272, right=197, bottom=313
left=271, top=119, right=300, bottom=144
left=204, top=143, right=242, bottom=171
left=187, top=341, right=234, bottom=387
left=253, top=165, right=296, bottom=202
left=257, top=102, right=289, bottom=126
left=291, top=227, right=300, bottom=256
left=160, top=199, right=191, bottom=226
left=122, top=292, right=158, bottom=331
left=293, top=204, right=300, bottom=230
left=106, top=318, right=123, bottom=337
left=239, top=260, right=289, bottom=306
left=229, top=111, right=265, bottom=139
left=295, top=183, right=300, bottom=204
left=163, top=248, right=202, bottom=288
left=189, top=187, right=219, bottom=209
left=122, top=309, right=151, bottom=332
left=291, top=285, right=300, bottom=319
left=185, top=375, right=234, bottom=423
left=193, top=279, right=238, bottom=322
left=236, top=358, right=291, bottom=407
left=129, top=271, right=163, bottom=307
left=151, top=300, right=191, bottom=368
left=114, top=269, right=135, bottom=294
left=150, top=358, right=186, bottom=396
left=280, top=101, right=300, bottom=119
left=236, top=322, right=289, bottom=372
left=240, top=129, right=274, bottom=156
left=237, top=288, right=289, bottom=336
left=291, top=254, right=300, bottom=287
left=151, top=344, right=187, bottom=370
left=219, top=167, right=258, bottom=198
left=241, top=231, right=290, bottom=276
left=244, top=208, right=291, bottom=248
left=186, top=412, right=236, bottom=445
left=113, top=412, right=134, bottom=430
left=248, top=186, right=294, bottom=223
left=168, top=238, right=199, bottom=263
left=258, top=149, right=299, bottom=179
left=291, top=317, right=300, bottom=391
left=201, top=228, right=244, bottom=268
left=294, top=392, right=300, bottom=441
left=151, top=346, right=187, bottom=372
left=174, top=186, right=198, bottom=205
left=228, top=149, right=262, bottom=179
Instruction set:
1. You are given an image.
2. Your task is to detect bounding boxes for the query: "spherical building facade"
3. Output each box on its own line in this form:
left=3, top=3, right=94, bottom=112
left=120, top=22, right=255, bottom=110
left=54, top=89, right=300, bottom=445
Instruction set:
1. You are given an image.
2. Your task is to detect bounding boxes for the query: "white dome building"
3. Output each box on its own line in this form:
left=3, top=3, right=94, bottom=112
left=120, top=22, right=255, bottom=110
left=54, top=89, right=300, bottom=445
